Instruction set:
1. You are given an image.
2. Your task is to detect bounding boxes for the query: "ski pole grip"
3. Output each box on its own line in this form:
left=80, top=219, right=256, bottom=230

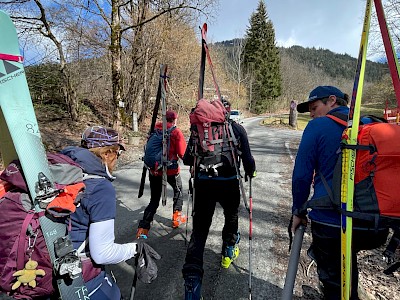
left=281, top=224, right=306, bottom=300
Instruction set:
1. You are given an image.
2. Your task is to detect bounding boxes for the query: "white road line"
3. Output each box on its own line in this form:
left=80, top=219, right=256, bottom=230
left=285, top=140, right=295, bottom=163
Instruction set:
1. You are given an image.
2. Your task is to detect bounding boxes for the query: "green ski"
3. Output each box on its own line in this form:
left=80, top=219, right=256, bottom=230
left=0, top=10, right=89, bottom=299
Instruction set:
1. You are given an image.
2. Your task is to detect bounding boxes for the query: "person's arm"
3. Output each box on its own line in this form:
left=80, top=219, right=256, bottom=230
left=182, top=126, right=196, bottom=166
left=89, top=219, right=137, bottom=265
left=85, top=180, right=136, bottom=264
left=232, top=123, right=256, bottom=176
left=291, top=121, right=318, bottom=215
left=175, top=128, right=187, bottom=159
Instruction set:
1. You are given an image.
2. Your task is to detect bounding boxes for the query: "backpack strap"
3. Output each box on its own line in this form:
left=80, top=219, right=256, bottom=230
left=327, top=111, right=378, bottom=153
left=326, top=111, right=347, bottom=126
left=82, top=173, right=105, bottom=180
left=17, top=213, right=34, bottom=269
left=327, top=111, right=388, bottom=126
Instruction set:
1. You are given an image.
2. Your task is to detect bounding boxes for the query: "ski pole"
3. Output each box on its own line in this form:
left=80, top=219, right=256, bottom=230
left=185, top=178, right=193, bottom=245
left=281, top=224, right=306, bottom=300
left=249, top=177, right=253, bottom=300
left=129, top=258, right=138, bottom=300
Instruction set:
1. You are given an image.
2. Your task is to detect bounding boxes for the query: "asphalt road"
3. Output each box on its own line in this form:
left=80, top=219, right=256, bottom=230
left=109, top=117, right=303, bottom=300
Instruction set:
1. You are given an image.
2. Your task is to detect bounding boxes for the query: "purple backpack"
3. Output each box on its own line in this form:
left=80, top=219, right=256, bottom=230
left=0, top=191, right=54, bottom=299
left=0, top=153, right=85, bottom=299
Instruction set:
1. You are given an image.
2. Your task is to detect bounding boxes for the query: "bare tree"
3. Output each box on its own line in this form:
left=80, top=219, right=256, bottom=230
left=218, top=38, right=247, bottom=109
left=1, top=0, right=218, bottom=127
left=80, top=0, right=217, bottom=128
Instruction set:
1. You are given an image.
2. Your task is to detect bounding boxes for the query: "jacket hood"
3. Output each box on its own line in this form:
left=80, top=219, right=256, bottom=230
left=60, top=146, right=113, bottom=181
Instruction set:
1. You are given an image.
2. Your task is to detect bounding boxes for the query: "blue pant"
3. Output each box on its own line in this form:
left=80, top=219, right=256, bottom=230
left=86, top=271, right=121, bottom=300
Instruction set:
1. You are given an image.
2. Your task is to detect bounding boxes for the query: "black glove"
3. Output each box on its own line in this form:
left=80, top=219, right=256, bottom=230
left=135, top=240, right=161, bottom=284
left=245, top=170, right=257, bottom=182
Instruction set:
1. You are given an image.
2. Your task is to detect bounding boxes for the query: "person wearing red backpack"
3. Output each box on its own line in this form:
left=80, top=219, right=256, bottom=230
left=291, top=86, right=388, bottom=300
left=136, top=110, right=187, bottom=239
left=182, top=100, right=256, bottom=300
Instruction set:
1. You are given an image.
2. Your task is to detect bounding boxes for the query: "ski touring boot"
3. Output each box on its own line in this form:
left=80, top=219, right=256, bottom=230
left=184, top=274, right=203, bottom=300
left=136, top=228, right=149, bottom=239
left=221, top=232, right=240, bottom=269
left=172, top=210, right=187, bottom=228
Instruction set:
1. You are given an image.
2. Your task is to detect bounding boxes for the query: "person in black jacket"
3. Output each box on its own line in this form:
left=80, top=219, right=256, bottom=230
left=182, top=100, right=256, bottom=300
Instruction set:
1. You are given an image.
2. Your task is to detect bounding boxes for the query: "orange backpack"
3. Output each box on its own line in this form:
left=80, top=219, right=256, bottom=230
left=309, top=111, right=400, bottom=226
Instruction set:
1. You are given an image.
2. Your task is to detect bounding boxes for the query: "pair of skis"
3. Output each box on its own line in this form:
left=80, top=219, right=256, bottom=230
left=137, top=65, right=169, bottom=207
left=0, top=10, right=89, bottom=299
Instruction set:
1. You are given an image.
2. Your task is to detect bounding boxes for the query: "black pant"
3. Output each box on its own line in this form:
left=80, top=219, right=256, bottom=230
left=310, top=221, right=388, bottom=300
left=138, top=173, right=183, bottom=229
left=182, top=178, right=240, bottom=278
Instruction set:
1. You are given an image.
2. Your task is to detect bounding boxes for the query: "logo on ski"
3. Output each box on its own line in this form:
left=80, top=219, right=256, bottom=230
left=0, top=60, right=24, bottom=84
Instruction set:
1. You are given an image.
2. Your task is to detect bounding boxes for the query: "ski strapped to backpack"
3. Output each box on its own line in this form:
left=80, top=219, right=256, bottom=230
left=190, top=23, right=249, bottom=211
left=339, top=1, right=371, bottom=298
left=0, top=11, right=90, bottom=299
left=138, top=65, right=168, bottom=198
left=160, top=64, right=169, bottom=206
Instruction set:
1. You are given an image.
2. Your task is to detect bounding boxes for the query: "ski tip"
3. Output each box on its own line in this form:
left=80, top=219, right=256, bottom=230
left=202, top=23, right=208, bottom=36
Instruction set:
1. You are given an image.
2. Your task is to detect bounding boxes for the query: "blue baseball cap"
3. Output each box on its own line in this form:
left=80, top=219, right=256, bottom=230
left=297, top=86, right=346, bottom=113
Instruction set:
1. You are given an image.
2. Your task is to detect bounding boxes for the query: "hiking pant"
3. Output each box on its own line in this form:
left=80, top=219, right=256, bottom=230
left=138, top=173, right=183, bottom=229
left=310, top=221, right=388, bottom=300
left=182, top=178, right=240, bottom=278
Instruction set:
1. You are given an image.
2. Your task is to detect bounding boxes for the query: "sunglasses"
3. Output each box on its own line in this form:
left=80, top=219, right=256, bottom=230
left=116, top=149, right=123, bottom=158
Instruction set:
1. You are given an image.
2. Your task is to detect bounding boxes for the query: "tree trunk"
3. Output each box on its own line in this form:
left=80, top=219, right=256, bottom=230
left=111, top=0, right=123, bottom=129
left=289, top=100, right=298, bottom=128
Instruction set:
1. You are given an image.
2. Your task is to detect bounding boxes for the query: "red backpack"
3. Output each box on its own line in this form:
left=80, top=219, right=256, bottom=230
left=189, top=98, right=237, bottom=176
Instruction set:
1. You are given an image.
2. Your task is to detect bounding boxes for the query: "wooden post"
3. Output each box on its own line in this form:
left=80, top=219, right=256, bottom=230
left=132, top=112, right=138, bottom=132
left=289, top=100, right=298, bottom=128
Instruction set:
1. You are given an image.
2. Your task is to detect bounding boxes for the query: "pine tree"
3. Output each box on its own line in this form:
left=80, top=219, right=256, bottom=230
left=243, top=0, right=281, bottom=113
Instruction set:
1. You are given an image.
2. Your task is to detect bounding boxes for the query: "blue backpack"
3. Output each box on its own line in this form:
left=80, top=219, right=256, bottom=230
left=143, top=126, right=176, bottom=171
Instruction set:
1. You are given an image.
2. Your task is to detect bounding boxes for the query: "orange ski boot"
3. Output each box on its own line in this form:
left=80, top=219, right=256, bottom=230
left=172, top=210, right=187, bottom=228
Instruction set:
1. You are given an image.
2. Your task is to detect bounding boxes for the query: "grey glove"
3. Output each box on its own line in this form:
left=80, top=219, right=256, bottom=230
left=135, top=240, right=161, bottom=284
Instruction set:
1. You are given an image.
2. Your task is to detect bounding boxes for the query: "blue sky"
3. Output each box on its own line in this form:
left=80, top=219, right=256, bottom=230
left=201, top=0, right=368, bottom=59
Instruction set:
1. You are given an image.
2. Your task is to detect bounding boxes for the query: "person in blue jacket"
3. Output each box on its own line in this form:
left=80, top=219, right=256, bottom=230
left=61, top=126, right=159, bottom=300
left=291, top=86, right=388, bottom=300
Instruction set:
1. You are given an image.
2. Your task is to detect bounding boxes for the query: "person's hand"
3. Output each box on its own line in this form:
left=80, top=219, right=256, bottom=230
left=383, top=249, right=396, bottom=264
left=291, top=214, right=308, bottom=234
left=134, top=240, right=161, bottom=284
left=245, top=170, right=257, bottom=181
